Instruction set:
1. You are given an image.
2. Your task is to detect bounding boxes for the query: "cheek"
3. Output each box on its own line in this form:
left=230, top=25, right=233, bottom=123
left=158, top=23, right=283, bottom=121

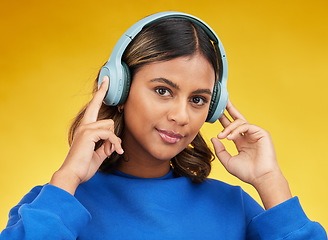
left=186, top=111, right=208, bottom=142
left=124, top=88, right=164, bottom=131
left=189, top=121, right=205, bottom=142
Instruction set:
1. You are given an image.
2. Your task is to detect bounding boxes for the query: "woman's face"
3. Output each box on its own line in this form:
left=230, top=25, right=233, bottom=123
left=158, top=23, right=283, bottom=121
left=122, top=53, right=215, bottom=162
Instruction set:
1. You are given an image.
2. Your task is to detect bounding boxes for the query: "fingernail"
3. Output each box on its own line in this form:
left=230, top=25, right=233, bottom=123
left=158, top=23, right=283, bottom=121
left=102, top=76, right=109, bottom=83
left=227, top=134, right=232, bottom=139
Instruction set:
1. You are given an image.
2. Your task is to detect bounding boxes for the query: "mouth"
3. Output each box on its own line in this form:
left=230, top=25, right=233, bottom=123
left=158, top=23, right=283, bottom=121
left=156, top=129, right=184, bottom=144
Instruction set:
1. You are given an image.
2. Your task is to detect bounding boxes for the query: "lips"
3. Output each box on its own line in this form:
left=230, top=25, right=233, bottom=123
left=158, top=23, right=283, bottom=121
left=156, top=129, right=184, bottom=144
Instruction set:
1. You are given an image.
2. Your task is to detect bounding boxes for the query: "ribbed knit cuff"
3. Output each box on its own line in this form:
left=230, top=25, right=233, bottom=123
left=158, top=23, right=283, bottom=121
left=28, top=184, right=91, bottom=237
left=251, top=197, right=309, bottom=239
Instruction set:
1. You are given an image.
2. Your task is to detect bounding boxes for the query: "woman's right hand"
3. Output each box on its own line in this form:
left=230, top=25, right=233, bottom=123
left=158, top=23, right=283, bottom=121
left=50, top=76, right=124, bottom=195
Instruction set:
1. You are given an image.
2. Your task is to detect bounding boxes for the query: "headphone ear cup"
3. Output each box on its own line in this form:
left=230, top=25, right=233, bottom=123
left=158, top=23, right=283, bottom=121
left=98, top=63, right=112, bottom=105
left=206, top=81, right=221, bottom=122
left=98, top=61, right=131, bottom=106
left=117, top=61, right=131, bottom=105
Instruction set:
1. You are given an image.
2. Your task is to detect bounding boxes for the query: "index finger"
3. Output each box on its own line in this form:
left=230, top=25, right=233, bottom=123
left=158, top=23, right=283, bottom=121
left=81, top=76, right=109, bottom=125
left=225, top=99, right=247, bottom=121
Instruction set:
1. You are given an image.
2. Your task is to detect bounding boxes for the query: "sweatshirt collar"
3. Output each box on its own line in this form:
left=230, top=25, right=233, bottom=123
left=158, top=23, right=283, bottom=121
left=112, top=169, right=175, bottom=180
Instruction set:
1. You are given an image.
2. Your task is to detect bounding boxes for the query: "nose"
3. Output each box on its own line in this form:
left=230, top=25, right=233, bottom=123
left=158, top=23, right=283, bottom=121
left=167, top=101, right=190, bottom=126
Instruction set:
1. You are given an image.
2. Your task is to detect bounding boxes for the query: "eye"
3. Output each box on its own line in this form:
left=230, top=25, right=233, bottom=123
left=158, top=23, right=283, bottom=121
left=155, top=87, right=171, bottom=97
left=190, top=96, right=208, bottom=106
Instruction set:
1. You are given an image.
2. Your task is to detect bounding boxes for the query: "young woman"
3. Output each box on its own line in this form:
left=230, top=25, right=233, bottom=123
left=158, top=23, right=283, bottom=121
left=1, top=12, right=326, bottom=239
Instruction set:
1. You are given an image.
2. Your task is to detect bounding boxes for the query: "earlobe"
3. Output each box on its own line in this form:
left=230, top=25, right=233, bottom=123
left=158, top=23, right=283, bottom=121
left=118, top=105, right=124, bottom=113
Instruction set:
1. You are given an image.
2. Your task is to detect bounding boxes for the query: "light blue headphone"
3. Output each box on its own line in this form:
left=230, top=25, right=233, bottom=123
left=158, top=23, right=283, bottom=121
left=98, top=11, right=228, bottom=123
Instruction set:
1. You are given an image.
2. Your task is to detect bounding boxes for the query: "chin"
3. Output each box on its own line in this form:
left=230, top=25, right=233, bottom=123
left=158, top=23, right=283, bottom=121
left=148, top=144, right=187, bottom=162
left=149, top=150, right=177, bottom=161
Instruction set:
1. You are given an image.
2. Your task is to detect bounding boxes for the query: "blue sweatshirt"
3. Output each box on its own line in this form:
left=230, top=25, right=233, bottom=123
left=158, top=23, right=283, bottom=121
left=1, top=170, right=327, bottom=239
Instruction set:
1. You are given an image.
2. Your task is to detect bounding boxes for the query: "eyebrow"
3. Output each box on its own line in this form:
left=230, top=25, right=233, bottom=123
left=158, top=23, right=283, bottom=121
left=192, top=89, right=212, bottom=95
left=150, top=78, right=212, bottom=95
left=150, top=78, right=180, bottom=90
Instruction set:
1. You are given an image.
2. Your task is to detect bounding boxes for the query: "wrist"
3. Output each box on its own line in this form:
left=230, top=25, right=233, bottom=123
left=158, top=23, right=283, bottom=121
left=50, top=169, right=81, bottom=195
left=253, top=171, right=292, bottom=210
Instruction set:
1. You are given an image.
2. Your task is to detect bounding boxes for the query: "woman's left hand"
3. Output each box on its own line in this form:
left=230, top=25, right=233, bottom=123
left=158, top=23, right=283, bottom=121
left=211, top=100, right=292, bottom=209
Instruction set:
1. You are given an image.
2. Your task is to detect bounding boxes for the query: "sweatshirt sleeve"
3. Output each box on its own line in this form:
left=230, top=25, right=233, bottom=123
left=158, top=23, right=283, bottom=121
left=0, top=184, right=91, bottom=240
left=249, top=197, right=327, bottom=240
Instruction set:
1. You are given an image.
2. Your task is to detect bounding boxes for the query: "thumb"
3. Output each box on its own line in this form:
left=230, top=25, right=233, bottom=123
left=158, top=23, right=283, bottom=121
left=211, top=137, right=232, bottom=169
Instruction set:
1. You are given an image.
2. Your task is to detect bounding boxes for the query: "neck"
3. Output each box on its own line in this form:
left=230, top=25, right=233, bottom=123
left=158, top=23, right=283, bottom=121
left=117, top=157, right=171, bottom=178
left=117, top=135, right=171, bottom=178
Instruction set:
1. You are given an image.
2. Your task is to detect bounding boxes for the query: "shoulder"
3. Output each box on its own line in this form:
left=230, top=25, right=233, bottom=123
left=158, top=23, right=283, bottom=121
left=197, top=178, right=264, bottom=215
left=197, top=177, right=244, bottom=196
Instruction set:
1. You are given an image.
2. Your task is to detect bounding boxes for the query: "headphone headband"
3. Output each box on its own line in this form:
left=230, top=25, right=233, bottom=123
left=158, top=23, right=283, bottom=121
left=98, top=11, right=228, bottom=123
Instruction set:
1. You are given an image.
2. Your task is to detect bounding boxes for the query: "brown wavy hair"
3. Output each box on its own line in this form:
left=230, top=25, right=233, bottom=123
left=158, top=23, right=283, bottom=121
left=69, top=17, right=219, bottom=183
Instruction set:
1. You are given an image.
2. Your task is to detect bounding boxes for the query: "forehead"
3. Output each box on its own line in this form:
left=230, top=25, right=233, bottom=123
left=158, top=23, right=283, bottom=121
left=133, top=54, right=216, bottom=90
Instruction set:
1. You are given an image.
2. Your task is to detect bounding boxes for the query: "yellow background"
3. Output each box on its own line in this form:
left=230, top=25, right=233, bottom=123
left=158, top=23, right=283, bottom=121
left=1, top=0, right=327, bottom=231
